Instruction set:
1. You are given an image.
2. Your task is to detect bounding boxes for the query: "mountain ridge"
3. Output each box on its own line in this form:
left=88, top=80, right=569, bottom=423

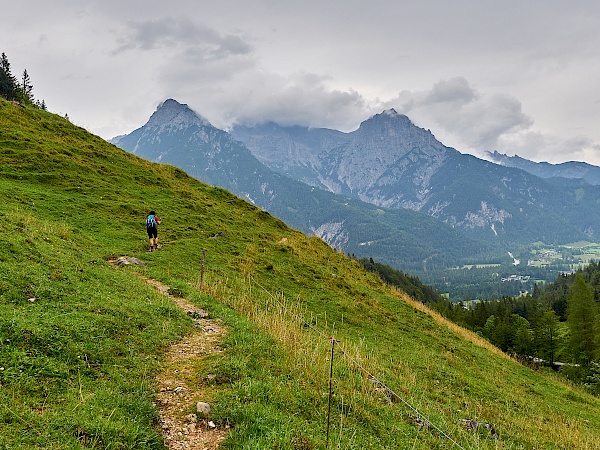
left=485, top=150, right=600, bottom=185
left=112, top=99, right=600, bottom=272
left=232, top=108, right=453, bottom=205
left=111, top=99, right=495, bottom=273
left=231, top=110, right=600, bottom=243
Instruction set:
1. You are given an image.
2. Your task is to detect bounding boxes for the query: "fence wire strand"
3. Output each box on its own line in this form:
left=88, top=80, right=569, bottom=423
left=248, top=274, right=467, bottom=450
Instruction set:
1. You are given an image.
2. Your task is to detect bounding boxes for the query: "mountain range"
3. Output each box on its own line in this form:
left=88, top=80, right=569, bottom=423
left=111, top=99, right=600, bottom=273
left=485, top=150, right=600, bottom=185
left=231, top=111, right=600, bottom=241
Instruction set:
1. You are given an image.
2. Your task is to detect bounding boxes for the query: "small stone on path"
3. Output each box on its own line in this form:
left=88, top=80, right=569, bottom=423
left=197, top=402, right=211, bottom=417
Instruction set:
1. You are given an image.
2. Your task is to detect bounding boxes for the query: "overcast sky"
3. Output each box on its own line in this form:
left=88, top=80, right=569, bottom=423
left=3, top=1, right=600, bottom=164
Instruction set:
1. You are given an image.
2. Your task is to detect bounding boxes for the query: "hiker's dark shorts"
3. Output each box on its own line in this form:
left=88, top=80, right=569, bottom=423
left=147, top=226, right=158, bottom=239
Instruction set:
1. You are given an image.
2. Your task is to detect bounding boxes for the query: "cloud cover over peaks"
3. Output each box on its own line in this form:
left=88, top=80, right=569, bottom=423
left=2, top=0, right=600, bottom=164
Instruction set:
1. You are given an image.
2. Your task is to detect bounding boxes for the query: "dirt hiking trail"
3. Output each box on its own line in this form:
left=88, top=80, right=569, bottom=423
left=142, top=276, right=229, bottom=450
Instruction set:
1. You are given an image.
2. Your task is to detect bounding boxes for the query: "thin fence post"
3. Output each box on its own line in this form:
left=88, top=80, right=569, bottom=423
left=326, top=337, right=336, bottom=449
left=200, top=248, right=206, bottom=289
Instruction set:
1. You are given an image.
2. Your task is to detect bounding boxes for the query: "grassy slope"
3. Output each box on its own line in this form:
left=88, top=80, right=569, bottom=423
left=1, top=98, right=600, bottom=449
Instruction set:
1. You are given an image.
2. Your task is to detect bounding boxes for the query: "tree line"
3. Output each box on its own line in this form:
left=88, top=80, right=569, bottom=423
left=359, top=257, right=600, bottom=394
left=0, top=52, right=45, bottom=109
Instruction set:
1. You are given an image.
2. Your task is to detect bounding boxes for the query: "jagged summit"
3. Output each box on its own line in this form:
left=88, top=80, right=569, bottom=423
left=485, top=150, right=526, bottom=165
left=361, top=108, right=413, bottom=128
left=146, top=98, right=211, bottom=130
left=354, top=109, right=431, bottom=143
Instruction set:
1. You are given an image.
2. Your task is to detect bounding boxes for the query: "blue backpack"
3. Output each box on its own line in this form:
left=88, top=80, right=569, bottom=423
left=146, top=215, right=157, bottom=228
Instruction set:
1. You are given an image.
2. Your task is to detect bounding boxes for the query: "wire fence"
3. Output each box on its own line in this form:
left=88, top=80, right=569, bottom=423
left=248, top=274, right=467, bottom=450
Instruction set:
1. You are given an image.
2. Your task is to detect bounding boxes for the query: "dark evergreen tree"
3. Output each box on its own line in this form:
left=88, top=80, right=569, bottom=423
left=0, top=52, right=18, bottom=101
left=1, top=53, right=42, bottom=107
left=512, top=315, right=534, bottom=356
left=21, top=69, right=34, bottom=102
left=533, top=309, right=561, bottom=363
left=566, top=274, right=598, bottom=364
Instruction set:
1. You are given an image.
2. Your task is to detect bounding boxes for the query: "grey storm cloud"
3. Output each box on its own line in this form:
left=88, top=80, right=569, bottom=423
left=229, top=72, right=368, bottom=129
left=497, top=131, right=600, bottom=165
left=159, top=67, right=369, bottom=132
left=390, top=78, right=533, bottom=151
left=385, top=77, right=600, bottom=164
left=3, top=0, right=600, bottom=165
left=114, top=17, right=253, bottom=61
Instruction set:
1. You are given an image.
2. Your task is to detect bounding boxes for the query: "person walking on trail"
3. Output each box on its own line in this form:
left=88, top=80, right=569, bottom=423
left=146, top=211, right=161, bottom=252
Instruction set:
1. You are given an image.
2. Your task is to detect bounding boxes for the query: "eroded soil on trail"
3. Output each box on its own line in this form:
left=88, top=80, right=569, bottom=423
left=142, top=276, right=229, bottom=450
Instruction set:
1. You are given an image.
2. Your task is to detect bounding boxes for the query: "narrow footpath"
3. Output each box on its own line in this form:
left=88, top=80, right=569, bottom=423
left=142, top=276, right=229, bottom=450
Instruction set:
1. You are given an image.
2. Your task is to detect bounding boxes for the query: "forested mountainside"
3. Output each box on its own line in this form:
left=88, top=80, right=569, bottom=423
left=363, top=255, right=600, bottom=394
left=232, top=111, right=600, bottom=245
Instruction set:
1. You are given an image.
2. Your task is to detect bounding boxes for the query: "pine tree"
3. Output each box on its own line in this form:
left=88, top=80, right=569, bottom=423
left=512, top=314, right=533, bottom=356
left=566, top=274, right=598, bottom=364
left=1, top=53, right=42, bottom=107
left=0, top=52, right=18, bottom=101
left=534, top=309, right=561, bottom=363
left=21, top=69, right=34, bottom=102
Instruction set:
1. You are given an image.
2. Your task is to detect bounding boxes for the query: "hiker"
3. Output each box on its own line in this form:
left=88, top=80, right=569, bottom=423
left=146, top=211, right=161, bottom=251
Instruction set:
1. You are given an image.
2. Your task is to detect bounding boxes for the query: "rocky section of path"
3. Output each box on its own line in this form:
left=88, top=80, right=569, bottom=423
left=142, top=276, right=229, bottom=450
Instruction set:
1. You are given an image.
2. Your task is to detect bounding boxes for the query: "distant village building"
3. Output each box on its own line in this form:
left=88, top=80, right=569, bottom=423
left=501, top=275, right=530, bottom=283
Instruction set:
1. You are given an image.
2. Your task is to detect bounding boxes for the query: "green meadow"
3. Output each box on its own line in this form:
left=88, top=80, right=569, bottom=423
left=2, top=98, right=600, bottom=449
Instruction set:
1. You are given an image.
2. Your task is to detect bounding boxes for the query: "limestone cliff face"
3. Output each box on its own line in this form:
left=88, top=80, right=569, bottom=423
left=233, top=109, right=455, bottom=210
left=232, top=111, right=495, bottom=227
left=333, top=110, right=448, bottom=195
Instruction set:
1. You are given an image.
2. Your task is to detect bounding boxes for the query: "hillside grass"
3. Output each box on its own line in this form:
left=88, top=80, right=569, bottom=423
left=2, top=98, right=600, bottom=449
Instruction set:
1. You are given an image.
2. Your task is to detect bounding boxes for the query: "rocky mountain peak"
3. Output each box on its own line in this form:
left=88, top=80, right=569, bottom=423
left=146, top=98, right=211, bottom=131
left=383, top=108, right=401, bottom=117
left=359, top=108, right=412, bottom=128
left=355, top=109, right=439, bottom=145
left=349, top=109, right=444, bottom=160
